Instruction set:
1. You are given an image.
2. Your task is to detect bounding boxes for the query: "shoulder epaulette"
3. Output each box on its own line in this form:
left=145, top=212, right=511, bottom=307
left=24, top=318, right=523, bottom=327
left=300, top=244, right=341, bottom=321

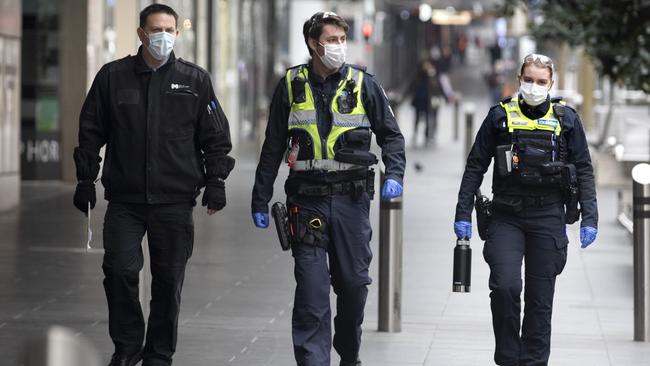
left=286, top=64, right=307, bottom=71
left=347, top=64, right=373, bottom=76
left=177, top=58, right=209, bottom=74
left=347, top=64, right=367, bottom=72
left=550, top=96, right=563, bottom=103
left=552, top=103, right=566, bottom=118
left=500, top=96, right=513, bottom=104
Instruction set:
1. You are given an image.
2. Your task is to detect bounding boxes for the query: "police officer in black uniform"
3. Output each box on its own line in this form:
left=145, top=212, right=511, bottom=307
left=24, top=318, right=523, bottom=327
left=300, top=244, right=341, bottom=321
left=73, top=4, right=234, bottom=366
left=454, top=54, right=598, bottom=366
left=251, top=12, right=405, bottom=366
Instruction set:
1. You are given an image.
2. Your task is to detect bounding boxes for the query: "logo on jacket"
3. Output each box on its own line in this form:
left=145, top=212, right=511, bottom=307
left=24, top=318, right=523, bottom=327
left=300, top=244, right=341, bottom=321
left=171, top=83, right=190, bottom=90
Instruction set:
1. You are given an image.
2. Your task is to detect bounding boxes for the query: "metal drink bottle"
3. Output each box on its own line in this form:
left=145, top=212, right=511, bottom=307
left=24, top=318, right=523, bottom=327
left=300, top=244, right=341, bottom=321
left=452, top=238, right=471, bottom=293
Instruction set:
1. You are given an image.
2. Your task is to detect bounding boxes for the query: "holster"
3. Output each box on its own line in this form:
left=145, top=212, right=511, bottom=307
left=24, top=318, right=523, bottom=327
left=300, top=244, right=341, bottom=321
left=562, top=164, right=580, bottom=224
left=271, top=202, right=292, bottom=251
left=475, top=192, right=492, bottom=241
left=366, top=168, right=375, bottom=199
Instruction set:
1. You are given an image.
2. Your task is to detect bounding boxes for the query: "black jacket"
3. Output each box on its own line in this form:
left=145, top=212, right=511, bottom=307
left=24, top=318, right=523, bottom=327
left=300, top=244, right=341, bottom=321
left=76, top=47, right=233, bottom=204
left=251, top=63, right=406, bottom=213
left=455, top=96, right=598, bottom=228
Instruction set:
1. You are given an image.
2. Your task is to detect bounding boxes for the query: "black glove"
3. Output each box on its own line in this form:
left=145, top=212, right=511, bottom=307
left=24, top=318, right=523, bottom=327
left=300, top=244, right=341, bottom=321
left=202, top=179, right=226, bottom=211
left=73, top=181, right=96, bottom=214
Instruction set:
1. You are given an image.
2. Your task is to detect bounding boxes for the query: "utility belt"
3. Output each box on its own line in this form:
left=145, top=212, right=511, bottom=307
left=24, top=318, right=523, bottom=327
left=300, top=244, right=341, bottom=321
left=291, top=159, right=361, bottom=171
left=285, top=168, right=375, bottom=199
left=491, top=192, right=564, bottom=213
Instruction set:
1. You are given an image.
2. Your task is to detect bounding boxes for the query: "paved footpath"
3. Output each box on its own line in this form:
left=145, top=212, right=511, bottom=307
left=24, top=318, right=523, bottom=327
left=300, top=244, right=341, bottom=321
left=1, top=63, right=649, bottom=365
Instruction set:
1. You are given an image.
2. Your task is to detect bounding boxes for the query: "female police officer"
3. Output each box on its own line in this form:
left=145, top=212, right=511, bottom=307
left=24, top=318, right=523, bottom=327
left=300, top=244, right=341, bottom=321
left=453, top=53, right=598, bottom=366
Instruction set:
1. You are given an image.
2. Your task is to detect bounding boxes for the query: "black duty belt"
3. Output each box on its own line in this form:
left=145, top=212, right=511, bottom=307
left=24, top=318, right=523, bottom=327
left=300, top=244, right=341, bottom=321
left=521, top=194, right=564, bottom=208
left=297, top=179, right=368, bottom=197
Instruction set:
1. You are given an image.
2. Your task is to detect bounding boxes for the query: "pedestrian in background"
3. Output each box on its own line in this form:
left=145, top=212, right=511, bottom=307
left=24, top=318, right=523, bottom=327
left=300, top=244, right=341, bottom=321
left=73, top=4, right=234, bottom=365
left=409, top=59, right=445, bottom=146
left=453, top=53, right=598, bottom=365
left=251, top=11, right=405, bottom=366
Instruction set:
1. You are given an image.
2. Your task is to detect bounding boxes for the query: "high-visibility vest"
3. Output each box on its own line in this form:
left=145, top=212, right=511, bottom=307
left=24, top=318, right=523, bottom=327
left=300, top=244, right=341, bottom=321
left=500, top=97, right=563, bottom=135
left=499, top=97, right=567, bottom=186
left=286, top=64, right=370, bottom=161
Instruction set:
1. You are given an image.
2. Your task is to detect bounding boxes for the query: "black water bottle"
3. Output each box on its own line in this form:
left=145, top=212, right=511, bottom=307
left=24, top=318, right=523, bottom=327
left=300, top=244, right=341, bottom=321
left=452, top=238, right=471, bottom=293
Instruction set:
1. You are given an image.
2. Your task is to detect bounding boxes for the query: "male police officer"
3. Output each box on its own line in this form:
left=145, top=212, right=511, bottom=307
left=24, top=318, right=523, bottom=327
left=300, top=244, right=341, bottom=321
left=454, top=54, right=598, bottom=365
left=73, top=4, right=234, bottom=366
left=251, top=12, right=405, bottom=366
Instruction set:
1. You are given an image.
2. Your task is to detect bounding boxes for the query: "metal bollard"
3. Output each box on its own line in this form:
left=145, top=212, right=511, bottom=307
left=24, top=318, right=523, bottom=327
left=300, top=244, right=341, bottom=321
left=453, top=98, right=460, bottom=141
left=139, top=238, right=151, bottom=319
left=633, top=163, right=650, bottom=342
left=464, top=104, right=476, bottom=161
left=378, top=170, right=403, bottom=332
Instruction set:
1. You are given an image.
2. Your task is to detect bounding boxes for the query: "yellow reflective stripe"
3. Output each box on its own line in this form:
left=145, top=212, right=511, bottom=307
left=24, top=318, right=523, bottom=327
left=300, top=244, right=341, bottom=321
left=331, top=68, right=352, bottom=114
left=352, top=70, right=365, bottom=115
left=286, top=69, right=294, bottom=105
left=326, top=126, right=350, bottom=159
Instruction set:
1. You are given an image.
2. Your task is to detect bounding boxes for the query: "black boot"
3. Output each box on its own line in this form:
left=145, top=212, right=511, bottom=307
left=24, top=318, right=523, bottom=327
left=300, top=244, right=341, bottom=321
left=108, top=350, right=142, bottom=366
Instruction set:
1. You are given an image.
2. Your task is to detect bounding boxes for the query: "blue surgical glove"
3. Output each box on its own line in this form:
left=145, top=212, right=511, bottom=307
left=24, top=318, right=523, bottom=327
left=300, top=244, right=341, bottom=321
left=381, top=179, right=403, bottom=201
left=454, top=221, right=472, bottom=240
left=580, top=226, right=597, bottom=248
left=252, top=212, right=269, bottom=228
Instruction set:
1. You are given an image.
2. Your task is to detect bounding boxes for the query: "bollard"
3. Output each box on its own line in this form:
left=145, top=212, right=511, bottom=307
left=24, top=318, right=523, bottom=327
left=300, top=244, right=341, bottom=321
left=633, top=163, right=650, bottom=342
left=464, top=104, right=476, bottom=161
left=378, top=170, right=403, bottom=332
left=453, top=98, right=460, bottom=141
left=139, top=238, right=151, bottom=319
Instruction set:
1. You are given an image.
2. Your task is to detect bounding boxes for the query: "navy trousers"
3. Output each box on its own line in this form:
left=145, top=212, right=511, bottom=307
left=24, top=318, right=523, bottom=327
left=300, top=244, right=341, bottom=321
left=287, top=193, right=373, bottom=366
left=102, top=202, right=194, bottom=366
left=483, top=203, right=568, bottom=366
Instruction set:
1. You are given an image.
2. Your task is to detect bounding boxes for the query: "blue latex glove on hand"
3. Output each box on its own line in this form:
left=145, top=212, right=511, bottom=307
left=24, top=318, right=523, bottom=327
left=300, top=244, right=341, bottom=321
left=381, top=179, right=403, bottom=201
left=454, top=221, right=472, bottom=240
left=580, top=226, right=597, bottom=248
left=252, top=212, right=269, bottom=228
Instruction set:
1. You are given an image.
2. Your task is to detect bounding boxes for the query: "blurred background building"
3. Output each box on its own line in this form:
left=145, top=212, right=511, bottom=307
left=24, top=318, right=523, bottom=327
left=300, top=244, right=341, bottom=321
left=1, top=0, right=648, bottom=213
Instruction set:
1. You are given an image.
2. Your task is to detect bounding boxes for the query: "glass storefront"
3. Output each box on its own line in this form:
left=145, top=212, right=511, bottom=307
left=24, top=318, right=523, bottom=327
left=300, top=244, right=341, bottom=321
left=20, top=0, right=61, bottom=180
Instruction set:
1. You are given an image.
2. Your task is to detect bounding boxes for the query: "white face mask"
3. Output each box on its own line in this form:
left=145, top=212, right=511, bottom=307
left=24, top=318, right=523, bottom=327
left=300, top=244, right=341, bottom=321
left=145, top=30, right=176, bottom=61
left=519, top=81, right=549, bottom=106
left=318, top=42, right=347, bottom=70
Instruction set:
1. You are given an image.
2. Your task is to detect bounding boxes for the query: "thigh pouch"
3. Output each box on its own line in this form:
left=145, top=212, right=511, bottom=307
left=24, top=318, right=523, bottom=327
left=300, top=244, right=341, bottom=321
left=289, top=207, right=329, bottom=249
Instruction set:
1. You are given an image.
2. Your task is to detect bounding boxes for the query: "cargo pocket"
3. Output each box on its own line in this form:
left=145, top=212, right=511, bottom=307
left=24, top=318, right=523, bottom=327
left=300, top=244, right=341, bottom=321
left=185, top=221, right=195, bottom=261
left=552, top=234, right=569, bottom=275
left=482, top=221, right=502, bottom=264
